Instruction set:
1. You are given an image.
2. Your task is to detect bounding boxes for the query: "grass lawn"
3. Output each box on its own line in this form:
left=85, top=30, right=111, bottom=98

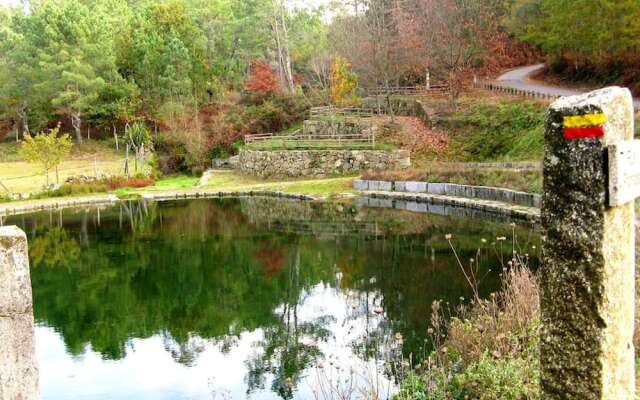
left=118, top=171, right=358, bottom=199
left=148, top=175, right=200, bottom=190
left=198, top=170, right=357, bottom=197
left=0, top=140, right=125, bottom=194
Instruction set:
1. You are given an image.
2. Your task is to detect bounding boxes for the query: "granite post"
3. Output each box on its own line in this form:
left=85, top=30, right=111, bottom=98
left=541, top=87, right=635, bottom=399
left=0, top=226, right=39, bottom=400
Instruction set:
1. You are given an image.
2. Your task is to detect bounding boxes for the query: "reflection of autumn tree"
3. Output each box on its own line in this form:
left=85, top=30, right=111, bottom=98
left=29, top=226, right=80, bottom=269
left=246, top=247, right=334, bottom=399
left=334, top=242, right=367, bottom=289
left=256, top=245, right=288, bottom=281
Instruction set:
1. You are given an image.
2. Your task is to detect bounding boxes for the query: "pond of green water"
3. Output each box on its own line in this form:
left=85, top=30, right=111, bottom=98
left=5, top=197, right=539, bottom=400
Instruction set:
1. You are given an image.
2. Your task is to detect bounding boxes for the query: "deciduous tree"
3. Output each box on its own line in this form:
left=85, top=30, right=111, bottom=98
left=21, top=125, right=73, bottom=186
left=245, top=60, right=280, bottom=95
left=330, top=56, right=359, bottom=106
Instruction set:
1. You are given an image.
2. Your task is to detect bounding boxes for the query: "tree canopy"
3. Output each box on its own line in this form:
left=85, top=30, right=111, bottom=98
left=0, top=0, right=329, bottom=141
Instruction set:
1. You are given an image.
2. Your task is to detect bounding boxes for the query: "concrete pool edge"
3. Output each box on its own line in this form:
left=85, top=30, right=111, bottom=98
left=0, top=188, right=541, bottom=224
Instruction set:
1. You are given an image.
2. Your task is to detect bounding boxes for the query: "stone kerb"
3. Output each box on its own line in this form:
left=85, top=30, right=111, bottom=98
left=0, top=226, right=39, bottom=400
left=541, top=87, right=635, bottom=399
left=353, top=179, right=541, bottom=208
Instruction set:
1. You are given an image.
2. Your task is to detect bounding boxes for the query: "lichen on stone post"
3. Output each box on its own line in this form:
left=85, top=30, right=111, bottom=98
left=541, top=87, right=635, bottom=400
left=0, top=225, right=39, bottom=400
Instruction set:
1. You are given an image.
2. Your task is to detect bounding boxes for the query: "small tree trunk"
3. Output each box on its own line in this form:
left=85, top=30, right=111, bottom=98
left=56, top=166, right=59, bottom=185
left=124, top=144, right=130, bottom=177
left=279, top=1, right=295, bottom=93
left=71, top=112, right=83, bottom=144
left=18, top=102, right=29, bottom=141
left=113, top=124, right=119, bottom=151
left=139, top=143, right=145, bottom=169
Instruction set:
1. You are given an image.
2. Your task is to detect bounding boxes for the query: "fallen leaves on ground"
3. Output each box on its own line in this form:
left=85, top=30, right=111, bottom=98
left=395, top=116, right=449, bottom=153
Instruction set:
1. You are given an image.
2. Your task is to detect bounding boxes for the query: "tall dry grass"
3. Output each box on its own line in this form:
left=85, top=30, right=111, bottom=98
left=446, top=266, right=539, bottom=366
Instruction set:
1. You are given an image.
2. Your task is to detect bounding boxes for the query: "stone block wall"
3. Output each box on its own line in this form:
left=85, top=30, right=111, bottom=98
left=353, top=179, right=541, bottom=208
left=303, top=120, right=366, bottom=137
left=238, top=149, right=410, bottom=178
left=361, top=98, right=429, bottom=124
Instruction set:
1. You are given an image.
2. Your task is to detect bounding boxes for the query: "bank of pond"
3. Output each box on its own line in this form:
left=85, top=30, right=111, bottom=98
left=4, top=197, right=539, bottom=400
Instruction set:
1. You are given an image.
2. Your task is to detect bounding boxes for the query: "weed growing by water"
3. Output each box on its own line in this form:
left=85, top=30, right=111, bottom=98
left=394, top=232, right=541, bottom=400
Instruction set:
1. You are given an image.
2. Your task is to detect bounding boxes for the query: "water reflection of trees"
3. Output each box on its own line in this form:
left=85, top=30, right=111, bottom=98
left=245, top=248, right=335, bottom=399
left=8, top=198, right=539, bottom=398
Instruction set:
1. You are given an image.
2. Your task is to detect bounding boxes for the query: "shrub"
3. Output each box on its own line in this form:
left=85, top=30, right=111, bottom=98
left=104, top=176, right=155, bottom=190
left=190, top=166, right=204, bottom=177
left=451, top=355, right=539, bottom=400
left=394, top=373, right=428, bottom=400
left=28, top=176, right=156, bottom=200
left=154, top=132, right=190, bottom=174
left=30, top=182, right=110, bottom=199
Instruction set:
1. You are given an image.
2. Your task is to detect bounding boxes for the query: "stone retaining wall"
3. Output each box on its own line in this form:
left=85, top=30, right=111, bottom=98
left=239, top=149, right=411, bottom=178
left=354, top=179, right=541, bottom=208
left=303, top=120, right=365, bottom=136
left=361, top=97, right=430, bottom=124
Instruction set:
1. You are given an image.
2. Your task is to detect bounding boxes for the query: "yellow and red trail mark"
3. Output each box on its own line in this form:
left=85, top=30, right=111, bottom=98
left=563, top=112, right=607, bottom=140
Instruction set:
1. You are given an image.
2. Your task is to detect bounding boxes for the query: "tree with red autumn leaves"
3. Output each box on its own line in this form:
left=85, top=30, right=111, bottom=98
left=245, top=60, right=280, bottom=95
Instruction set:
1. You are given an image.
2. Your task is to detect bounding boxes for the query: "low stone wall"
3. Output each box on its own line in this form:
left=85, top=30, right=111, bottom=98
left=238, top=149, right=411, bottom=178
left=303, top=120, right=365, bottom=137
left=354, top=179, right=541, bottom=208
left=361, top=97, right=429, bottom=124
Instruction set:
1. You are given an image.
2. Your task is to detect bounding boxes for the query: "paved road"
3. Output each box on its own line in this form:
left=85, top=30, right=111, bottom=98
left=496, top=63, right=640, bottom=110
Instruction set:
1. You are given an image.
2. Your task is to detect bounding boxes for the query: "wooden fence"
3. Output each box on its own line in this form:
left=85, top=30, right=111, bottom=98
left=473, top=79, right=560, bottom=100
left=365, top=85, right=448, bottom=96
left=244, top=131, right=376, bottom=149
left=309, top=106, right=379, bottom=119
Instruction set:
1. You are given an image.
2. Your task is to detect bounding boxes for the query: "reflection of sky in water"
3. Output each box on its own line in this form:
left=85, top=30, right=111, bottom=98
left=37, top=282, right=394, bottom=400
